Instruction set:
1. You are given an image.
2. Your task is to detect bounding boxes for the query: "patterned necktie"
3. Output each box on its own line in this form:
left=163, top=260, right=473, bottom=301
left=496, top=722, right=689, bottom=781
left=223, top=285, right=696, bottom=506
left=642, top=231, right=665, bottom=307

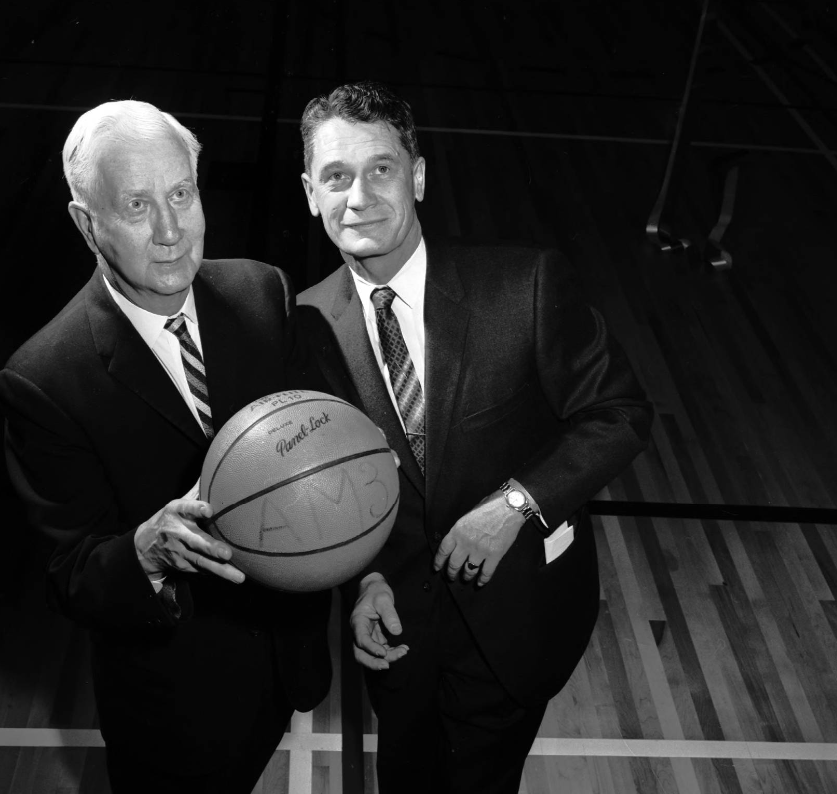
left=165, top=314, right=214, bottom=439
left=371, top=287, right=426, bottom=475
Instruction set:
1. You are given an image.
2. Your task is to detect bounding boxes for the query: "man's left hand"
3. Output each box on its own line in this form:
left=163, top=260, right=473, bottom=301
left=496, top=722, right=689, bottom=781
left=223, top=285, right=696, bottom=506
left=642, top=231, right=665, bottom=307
left=433, top=491, right=526, bottom=587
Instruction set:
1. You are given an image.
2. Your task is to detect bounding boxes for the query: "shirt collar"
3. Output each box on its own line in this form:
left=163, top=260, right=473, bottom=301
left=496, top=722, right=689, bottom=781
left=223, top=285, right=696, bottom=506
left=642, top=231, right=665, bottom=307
left=349, top=237, right=427, bottom=309
left=102, top=274, right=198, bottom=348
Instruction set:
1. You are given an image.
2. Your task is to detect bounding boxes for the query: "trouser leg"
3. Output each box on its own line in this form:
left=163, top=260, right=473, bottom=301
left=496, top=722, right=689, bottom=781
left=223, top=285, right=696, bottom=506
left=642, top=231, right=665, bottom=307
left=436, top=586, right=547, bottom=794
left=102, top=629, right=293, bottom=794
left=368, top=584, right=548, bottom=794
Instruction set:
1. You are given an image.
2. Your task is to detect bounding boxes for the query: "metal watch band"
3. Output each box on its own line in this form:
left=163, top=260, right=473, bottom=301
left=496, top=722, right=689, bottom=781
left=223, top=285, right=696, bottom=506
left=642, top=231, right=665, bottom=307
left=500, top=481, right=536, bottom=520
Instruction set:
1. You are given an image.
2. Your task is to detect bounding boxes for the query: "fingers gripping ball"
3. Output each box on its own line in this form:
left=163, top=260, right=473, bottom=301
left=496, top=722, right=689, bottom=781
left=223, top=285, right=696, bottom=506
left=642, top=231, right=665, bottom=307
left=200, top=391, right=399, bottom=591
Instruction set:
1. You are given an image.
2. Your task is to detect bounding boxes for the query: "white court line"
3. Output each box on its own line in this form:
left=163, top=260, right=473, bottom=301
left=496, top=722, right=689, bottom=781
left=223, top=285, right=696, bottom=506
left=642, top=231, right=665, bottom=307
left=2, top=729, right=836, bottom=762
left=0, top=727, right=344, bottom=751
left=528, top=738, right=837, bottom=761
left=0, top=102, right=835, bottom=155
left=287, top=711, right=313, bottom=794
left=0, top=729, right=105, bottom=747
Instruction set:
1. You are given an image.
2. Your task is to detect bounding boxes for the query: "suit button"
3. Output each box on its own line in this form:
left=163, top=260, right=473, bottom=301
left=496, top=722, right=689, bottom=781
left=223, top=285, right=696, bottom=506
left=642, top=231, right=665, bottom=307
left=423, top=581, right=431, bottom=592
left=433, top=532, right=442, bottom=542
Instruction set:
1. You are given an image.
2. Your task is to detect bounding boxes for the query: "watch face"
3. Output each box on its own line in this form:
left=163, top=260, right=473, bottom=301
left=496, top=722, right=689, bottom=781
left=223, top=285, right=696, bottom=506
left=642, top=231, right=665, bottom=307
left=508, top=490, right=526, bottom=509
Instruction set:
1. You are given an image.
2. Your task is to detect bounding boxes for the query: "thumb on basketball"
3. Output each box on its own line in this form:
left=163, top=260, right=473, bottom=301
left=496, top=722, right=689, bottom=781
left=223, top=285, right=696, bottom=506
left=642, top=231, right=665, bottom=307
left=170, top=498, right=213, bottom=521
left=167, top=502, right=232, bottom=563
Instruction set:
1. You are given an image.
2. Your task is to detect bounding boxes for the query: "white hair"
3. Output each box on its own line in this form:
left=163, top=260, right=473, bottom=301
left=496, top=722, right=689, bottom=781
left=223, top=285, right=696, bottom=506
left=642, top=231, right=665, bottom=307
left=62, top=100, right=202, bottom=208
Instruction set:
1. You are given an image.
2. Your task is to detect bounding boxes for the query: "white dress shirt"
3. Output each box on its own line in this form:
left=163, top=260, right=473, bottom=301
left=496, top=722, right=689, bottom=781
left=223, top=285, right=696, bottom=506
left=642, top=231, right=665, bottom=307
left=350, top=237, right=426, bottom=429
left=348, top=240, right=574, bottom=562
left=102, top=274, right=206, bottom=433
left=103, top=276, right=206, bottom=590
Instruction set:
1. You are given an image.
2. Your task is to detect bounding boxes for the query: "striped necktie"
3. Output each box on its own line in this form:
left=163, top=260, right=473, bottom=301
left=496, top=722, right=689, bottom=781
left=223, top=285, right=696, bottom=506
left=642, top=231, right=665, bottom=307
left=371, top=287, right=425, bottom=475
left=164, top=314, right=214, bottom=439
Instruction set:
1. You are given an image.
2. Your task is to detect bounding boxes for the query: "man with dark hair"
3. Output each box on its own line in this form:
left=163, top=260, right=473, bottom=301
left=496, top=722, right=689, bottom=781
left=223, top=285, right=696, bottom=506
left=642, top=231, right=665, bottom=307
left=297, top=81, right=653, bottom=794
left=300, top=81, right=421, bottom=171
left=0, top=100, right=332, bottom=793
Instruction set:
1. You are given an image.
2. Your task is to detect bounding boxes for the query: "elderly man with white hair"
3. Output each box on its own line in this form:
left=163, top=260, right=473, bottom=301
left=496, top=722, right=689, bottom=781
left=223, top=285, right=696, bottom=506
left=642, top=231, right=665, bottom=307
left=0, top=100, right=332, bottom=793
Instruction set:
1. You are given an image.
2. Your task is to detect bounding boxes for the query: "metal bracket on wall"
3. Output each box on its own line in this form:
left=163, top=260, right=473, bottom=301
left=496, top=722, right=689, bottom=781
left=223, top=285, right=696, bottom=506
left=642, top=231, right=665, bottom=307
left=648, top=0, right=837, bottom=272
left=645, top=0, right=711, bottom=256
left=704, top=163, right=739, bottom=271
left=645, top=0, right=741, bottom=271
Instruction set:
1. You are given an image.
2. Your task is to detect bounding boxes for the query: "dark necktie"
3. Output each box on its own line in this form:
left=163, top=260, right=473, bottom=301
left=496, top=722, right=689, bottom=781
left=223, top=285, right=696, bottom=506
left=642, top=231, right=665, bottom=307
left=164, top=314, right=214, bottom=439
left=371, top=287, right=426, bottom=475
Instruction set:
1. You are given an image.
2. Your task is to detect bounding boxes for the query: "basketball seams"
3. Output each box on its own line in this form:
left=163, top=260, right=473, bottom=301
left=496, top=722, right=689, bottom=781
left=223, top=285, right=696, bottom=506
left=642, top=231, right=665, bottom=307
left=211, top=493, right=400, bottom=558
left=201, top=390, right=398, bottom=590
left=204, top=395, right=353, bottom=500
left=212, top=447, right=393, bottom=520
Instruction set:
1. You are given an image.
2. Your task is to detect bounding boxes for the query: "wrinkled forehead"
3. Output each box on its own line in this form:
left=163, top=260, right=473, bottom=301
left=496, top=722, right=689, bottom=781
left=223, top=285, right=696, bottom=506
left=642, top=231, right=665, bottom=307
left=311, top=118, right=406, bottom=167
left=92, top=133, right=194, bottom=196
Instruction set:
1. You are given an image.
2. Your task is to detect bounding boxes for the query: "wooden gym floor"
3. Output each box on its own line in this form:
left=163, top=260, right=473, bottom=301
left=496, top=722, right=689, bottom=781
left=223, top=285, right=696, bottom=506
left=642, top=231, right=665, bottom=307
left=2, top=0, right=837, bottom=791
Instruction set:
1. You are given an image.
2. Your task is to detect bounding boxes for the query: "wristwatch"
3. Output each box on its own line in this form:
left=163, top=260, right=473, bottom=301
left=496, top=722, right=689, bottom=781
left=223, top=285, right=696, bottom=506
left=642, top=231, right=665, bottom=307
left=499, top=481, right=537, bottom=521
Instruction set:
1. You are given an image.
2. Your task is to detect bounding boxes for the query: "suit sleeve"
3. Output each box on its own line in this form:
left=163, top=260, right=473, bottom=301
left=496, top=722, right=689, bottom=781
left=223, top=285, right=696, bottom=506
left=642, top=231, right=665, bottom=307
left=0, top=368, right=178, bottom=631
left=513, top=251, right=653, bottom=523
left=276, top=268, right=334, bottom=395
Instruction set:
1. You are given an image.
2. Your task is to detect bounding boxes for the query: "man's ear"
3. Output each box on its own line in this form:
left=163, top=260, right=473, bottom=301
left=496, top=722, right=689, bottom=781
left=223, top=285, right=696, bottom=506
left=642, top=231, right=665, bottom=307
left=67, top=202, right=100, bottom=255
left=300, top=173, right=321, bottom=217
left=413, top=157, right=426, bottom=203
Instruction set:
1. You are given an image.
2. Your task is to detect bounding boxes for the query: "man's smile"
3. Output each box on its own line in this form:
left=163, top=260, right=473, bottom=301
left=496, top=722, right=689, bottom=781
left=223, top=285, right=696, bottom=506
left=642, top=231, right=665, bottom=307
left=343, top=219, right=385, bottom=228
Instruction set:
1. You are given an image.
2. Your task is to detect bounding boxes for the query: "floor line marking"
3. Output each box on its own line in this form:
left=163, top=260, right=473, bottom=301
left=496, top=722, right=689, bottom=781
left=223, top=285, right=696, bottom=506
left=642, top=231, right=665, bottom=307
left=527, top=738, right=837, bottom=761
left=2, top=729, right=836, bottom=761
left=288, top=711, right=314, bottom=794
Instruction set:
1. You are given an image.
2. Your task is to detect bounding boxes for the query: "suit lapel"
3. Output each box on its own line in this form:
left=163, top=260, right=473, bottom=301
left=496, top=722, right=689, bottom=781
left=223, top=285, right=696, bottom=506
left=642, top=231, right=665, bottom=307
left=424, top=243, right=469, bottom=506
left=85, top=271, right=208, bottom=448
left=329, top=266, right=426, bottom=498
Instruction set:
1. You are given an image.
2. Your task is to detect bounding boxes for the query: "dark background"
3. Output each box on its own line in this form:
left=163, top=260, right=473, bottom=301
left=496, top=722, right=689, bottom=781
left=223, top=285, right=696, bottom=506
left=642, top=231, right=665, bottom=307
left=1, top=0, right=836, bottom=592
left=2, top=2, right=837, bottom=792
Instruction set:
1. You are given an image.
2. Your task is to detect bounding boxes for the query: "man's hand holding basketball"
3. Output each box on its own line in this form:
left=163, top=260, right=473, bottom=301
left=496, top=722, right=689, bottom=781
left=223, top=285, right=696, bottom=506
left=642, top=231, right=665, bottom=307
left=350, top=573, right=409, bottom=671
left=134, top=499, right=245, bottom=585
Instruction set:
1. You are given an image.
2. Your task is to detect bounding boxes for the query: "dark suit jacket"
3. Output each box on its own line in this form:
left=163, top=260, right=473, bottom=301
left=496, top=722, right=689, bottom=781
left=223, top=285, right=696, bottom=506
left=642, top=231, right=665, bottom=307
left=299, top=241, right=652, bottom=707
left=0, top=260, right=331, bottom=770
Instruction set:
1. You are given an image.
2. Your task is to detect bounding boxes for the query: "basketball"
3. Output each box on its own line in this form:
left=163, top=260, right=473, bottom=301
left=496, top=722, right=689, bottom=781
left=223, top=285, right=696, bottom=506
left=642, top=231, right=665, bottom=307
left=200, top=390, right=399, bottom=592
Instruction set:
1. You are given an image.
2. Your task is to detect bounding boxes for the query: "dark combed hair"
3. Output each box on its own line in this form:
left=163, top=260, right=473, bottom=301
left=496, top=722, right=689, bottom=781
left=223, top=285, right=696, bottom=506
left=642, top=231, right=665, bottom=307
left=301, top=81, right=421, bottom=172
